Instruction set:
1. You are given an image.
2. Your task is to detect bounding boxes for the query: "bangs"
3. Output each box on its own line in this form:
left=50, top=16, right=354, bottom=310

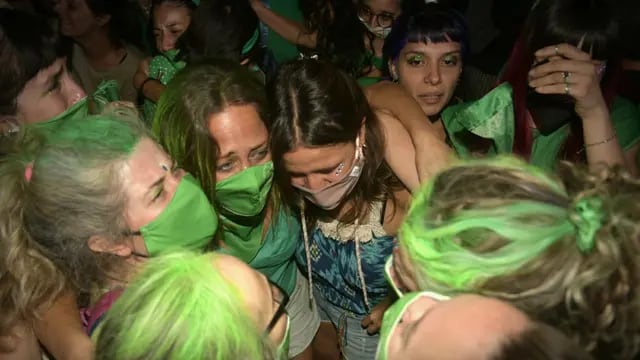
left=384, top=5, right=469, bottom=63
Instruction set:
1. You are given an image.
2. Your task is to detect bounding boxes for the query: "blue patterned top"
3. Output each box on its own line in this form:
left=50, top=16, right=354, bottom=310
left=296, top=203, right=394, bottom=315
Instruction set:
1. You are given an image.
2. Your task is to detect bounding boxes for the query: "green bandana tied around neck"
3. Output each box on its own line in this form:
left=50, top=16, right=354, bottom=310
left=27, top=80, right=120, bottom=136
left=140, top=174, right=218, bottom=256
left=376, top=291, right=450, bottom=360
left=216, top=162, right=274, bottom=262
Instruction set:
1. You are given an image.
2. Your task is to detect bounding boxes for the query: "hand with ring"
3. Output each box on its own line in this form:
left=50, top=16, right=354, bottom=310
left=527, top=43, right=607, bottom=119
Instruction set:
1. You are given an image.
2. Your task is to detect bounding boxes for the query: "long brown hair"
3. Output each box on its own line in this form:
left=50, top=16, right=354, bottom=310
left=268, top=59, right=402, bottom=225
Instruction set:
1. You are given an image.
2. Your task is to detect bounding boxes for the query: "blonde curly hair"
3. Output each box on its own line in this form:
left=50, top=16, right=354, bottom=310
left=400, top=156, right=640, bottom=359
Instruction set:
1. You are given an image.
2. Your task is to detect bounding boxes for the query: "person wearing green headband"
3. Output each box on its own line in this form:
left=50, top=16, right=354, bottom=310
left=153, top=59, right=318, bottom=359
left=0, top=107, right=218, bottom=357
left=387, top=155, right=640, bottom=359
left=94, top=251, right=288, bottom=359
left=377, top=292, right=592, bottom=360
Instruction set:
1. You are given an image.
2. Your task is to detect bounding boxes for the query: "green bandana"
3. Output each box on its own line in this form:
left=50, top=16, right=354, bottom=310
left=27, top=95, right=90, bottom=136
left=27, top=80, right=120, bottom=136
left=216, top=162, right=274, bottom=262
left=140, top=174, right=218, bottom=256
left=441, top=83, right=515, bottom=159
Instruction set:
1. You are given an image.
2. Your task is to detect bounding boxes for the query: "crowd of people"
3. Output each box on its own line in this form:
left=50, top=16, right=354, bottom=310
left=0, top=0, right=638, bottom=359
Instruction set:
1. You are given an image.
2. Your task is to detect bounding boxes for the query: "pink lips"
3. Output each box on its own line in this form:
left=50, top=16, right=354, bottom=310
left=418, top=94, right=443, bottom=105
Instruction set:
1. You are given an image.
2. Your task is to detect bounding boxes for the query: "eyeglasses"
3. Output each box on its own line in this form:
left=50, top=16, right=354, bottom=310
left=357, top=3, right=396, bottom=28
left=264, top=280, right=290, bottom=335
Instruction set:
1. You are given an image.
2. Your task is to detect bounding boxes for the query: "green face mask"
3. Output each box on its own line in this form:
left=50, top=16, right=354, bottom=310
left=376, top=291, right=451, bottom=360
left=135, top=174, right=218, bottom=256
left=27, top=96, right=90, bottom=135
left=27, top=80, right=120, bottom=136
left=215, top=161, right=274, bottom=217
left=384, top=256, right=405, bottom=298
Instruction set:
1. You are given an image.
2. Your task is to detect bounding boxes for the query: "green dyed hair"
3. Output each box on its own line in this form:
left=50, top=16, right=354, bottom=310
left=399, top=155, right=640, bottom=358
left=0, top=107, right=148, bottom=333
left=93, top=251, right=276, bottom=360
left=152, top=59, right=267, bottom=204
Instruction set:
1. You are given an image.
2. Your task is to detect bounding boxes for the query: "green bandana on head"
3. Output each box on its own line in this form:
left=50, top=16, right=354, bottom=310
left=140, top=174, right=218, bottom=256
left=376, top=291, right=451, bottom=360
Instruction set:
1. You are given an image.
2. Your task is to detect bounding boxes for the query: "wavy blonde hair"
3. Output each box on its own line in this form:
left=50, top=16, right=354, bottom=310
left=400, top=156, right=640, bottom=359
left=0, top=107, right=148, bottom=334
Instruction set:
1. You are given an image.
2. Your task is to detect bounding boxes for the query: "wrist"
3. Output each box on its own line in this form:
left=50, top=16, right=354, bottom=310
left=578, top=101, right=608, bottom=122
left=576, top=92, right=608, bottom=117
left=139, top=78, right=155, bottom=97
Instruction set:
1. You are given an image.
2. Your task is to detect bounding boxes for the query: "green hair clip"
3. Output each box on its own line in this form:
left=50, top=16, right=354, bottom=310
left=570, top=196, right=604, bottom=253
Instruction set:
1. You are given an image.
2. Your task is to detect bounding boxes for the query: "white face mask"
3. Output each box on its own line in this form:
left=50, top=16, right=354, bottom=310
left=292, top=137, right=365, bottom=210
left=358, top=16, right=392, bottom=38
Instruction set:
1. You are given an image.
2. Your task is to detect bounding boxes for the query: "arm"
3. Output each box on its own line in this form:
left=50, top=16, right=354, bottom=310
left=529, top=44, right=628, bottom=172
left=367, top=82, right=454, bottom=183
left=376, top=110, right=421, bottom=192
left=580, top=106, right=627, bottom=171
left=140, top=80, right=166, bottom=103
left=133, top=58, right=166, bottom=103
left=249, top=0, right=317, bottom=49
left=34, top=291, right=94, bottom=360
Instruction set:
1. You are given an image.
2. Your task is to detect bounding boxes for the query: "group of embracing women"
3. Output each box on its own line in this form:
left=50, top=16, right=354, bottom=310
left=1, top=0, right=639, bottom=359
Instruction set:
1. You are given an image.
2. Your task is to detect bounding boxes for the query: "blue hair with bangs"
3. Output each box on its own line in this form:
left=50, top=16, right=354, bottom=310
left=383, top=2, right=469, bottom=72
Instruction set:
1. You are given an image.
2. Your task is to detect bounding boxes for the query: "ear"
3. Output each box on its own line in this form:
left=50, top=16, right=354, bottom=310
left=388, top=60, right=399, bottom=82
left=88, top=235, right=132, bottom=257
left=96, top=14, right=111, bottom=27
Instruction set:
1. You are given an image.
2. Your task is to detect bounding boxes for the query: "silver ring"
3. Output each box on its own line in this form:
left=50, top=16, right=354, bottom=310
left=554, top=45, right=559, bottom=56
left=563, top=71, right=571, bottom=83
left=564, top=84, right=571, bottom=95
